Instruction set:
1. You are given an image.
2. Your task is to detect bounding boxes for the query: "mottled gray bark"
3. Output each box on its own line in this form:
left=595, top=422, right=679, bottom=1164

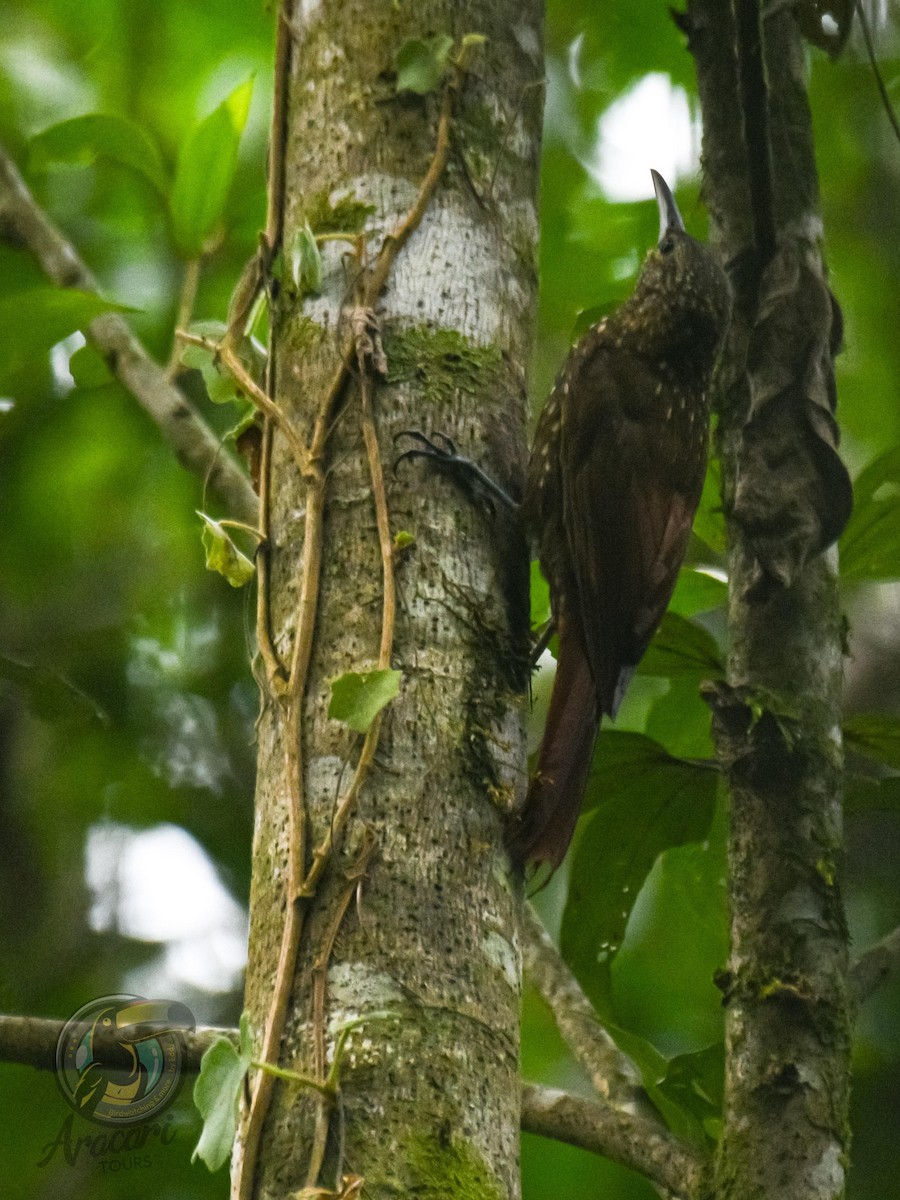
left=686, top=4, right=852, bottom=1198
left=236, top=3, right=542, bottom=1198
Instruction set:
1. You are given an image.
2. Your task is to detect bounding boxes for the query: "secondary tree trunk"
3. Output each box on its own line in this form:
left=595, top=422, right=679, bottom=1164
left=235, top=3, right=542, bottom=1198
left=687, top=4, right=853, bottom=1197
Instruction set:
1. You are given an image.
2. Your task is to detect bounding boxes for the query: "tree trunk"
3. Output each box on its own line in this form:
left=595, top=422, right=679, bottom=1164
left=687, top=4, right=853, bottom=1197
left=234, top=3, right=542, bottom=1198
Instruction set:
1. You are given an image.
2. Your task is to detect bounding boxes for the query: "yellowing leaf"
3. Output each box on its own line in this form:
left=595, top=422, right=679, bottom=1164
left=198, top=512, right=255, bottom=587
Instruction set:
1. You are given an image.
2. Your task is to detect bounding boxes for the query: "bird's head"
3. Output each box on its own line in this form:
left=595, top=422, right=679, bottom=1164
left=621, top=170, right=731, bottom=363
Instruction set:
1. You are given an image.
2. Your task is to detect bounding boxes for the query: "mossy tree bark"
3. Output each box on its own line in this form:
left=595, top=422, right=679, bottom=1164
left=686, top=4, right=853, bottom=1198
left=235, top=3, right=542, bottom=1199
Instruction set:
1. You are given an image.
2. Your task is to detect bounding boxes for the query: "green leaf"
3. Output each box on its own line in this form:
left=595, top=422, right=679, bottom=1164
left=638, top=612, right=724, bottom=680
left=840, top=447, right=900, bottom=581
left=668, top=567, right=728, bottom=618
left=170, top=77, right=254, bottom=257
left=328, top=669, right=402, bottom=732
left=561, top=731, right=717, bottom=1009
left=0, top=288, right=130, bottom=381
left=180, top=320, right=265, bottom=409
left=845, top=773, right=900, bottom=815
left=844, top=713, right=900, bottom=771
left=68, top=344, right=114, bottom=390
left=224, top=404, right=258, bottom=442
left=394, top=530, right=415, bottom=550
left=692, top=457, right=727, bottom=555
left=395, top=35, right=454, bottom=95
left=645, top=677, right=714, bottom=759
left=567, top=1007, right=718, bottom=1144
left=0, top=654, right=108, bottom=725
left=192, top=1017, right=251, bottom=1172
left=28, top=113, right=169, bottom=195
left=290, top=222, right=323, bottom=295
left=656, top=1042, right=724, bottom=1144
left=198, top=512, right=256, bottom=588
left=180, top=322, right=239, bottom=405
left=530, top=560, right=551, bottom=629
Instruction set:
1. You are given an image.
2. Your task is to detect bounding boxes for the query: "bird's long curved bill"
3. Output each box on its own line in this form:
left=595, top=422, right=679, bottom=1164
left=650, top=169, right=685, bottom=242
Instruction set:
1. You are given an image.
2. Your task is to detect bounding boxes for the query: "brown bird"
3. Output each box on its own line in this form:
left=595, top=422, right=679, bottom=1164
left=514, top=170, right=731, bottom=871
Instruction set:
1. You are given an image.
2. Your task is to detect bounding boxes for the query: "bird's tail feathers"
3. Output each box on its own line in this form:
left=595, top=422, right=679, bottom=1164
left=507, top=631, right=598, bottom=874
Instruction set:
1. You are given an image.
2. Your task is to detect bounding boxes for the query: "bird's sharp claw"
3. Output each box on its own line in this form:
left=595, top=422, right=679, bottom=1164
left=392, top=430, right=459, bottom=476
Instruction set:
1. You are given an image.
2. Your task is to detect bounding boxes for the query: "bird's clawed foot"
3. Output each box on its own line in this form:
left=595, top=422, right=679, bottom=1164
left=393, top=430, right=518, bottom=513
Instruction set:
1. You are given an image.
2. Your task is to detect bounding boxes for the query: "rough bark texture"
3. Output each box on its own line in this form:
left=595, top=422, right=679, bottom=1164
left=687, top=4, right=852, bottom=1198
left=238, top=3, right=541, bottom=1198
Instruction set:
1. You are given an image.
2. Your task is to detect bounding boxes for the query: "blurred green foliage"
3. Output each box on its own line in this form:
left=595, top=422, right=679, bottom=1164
left=1, top=1, right=899, bottom=1197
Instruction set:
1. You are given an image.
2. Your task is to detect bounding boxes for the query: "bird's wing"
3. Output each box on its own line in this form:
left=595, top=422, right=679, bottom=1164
left=561, top=346, right=703, bottom=716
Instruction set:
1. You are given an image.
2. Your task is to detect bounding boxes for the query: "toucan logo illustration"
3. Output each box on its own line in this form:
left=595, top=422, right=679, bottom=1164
left=55, top=995, right=194, bottom=1125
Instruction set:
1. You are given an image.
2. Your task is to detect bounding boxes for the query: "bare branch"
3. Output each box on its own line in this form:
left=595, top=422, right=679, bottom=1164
left=521, top=1083, right=705, bottom=1198
left=0, top=1012, right=706, bottom=1194
left=851, top=924, right=900, bottom=1006
left=0, top=1013, right=233, bottom=1073
left=521, top=904, right=656, bottom=1119
left=0, top=143, right=257, bottom=523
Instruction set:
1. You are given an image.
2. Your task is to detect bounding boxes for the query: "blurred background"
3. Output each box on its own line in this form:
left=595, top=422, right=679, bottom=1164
left=0, top=1, right=898, bottom=1196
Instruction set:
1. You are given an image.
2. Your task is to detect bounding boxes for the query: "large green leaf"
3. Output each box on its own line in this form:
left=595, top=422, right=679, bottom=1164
left=170, top=77, right=254, bottom=257
left=530, top=560, right=552, bottom=629
left=691, top=456, right=727, bottom=556
left=840, top=446, right=900, bottom=581
left=844, top=713, right=900, bottom=771
left=645, top=676, right=714, bottom=759
left=656, top=1042, right=724, bottom=1143
left=28, top=113, right=169, bottom=195
left=844, top=773, right=900, bottom=815
left=561, top=730, right=717, bottom=1010
left=638, top=612, right=724, bottom=680
left=668, top=566, right=728, bottom=619
left=0, top=287, right=129, bottom=382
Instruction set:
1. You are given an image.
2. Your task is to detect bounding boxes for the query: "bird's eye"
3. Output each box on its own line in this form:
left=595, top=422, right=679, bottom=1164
left=660, top=237, right=674, bottom=255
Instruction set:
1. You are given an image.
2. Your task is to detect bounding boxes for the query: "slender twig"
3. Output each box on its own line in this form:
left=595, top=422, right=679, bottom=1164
left=521, top=905, right=659, bottom=1119
left=521, top=1084, right=705, bottom=1200
left=856, top=0, right=900, bottom=149
left=265, top=8, right=293, bottom=255
left=300, top=332, right=398, bottom=1189
left=358, top=339, right=397, bottom=667
left=251, top=1059, right=334, bottom=1095
left=305, top=836, right=377, bottom=1188
left=851, top=923, right=900, bottom=1006
left=255, top=417, right=286, bottom=690
left=175, top=330, right=310, bottom=477
left=167, top=256, right=201, bottom=376
left=0, top=144, right=256, bottom=523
